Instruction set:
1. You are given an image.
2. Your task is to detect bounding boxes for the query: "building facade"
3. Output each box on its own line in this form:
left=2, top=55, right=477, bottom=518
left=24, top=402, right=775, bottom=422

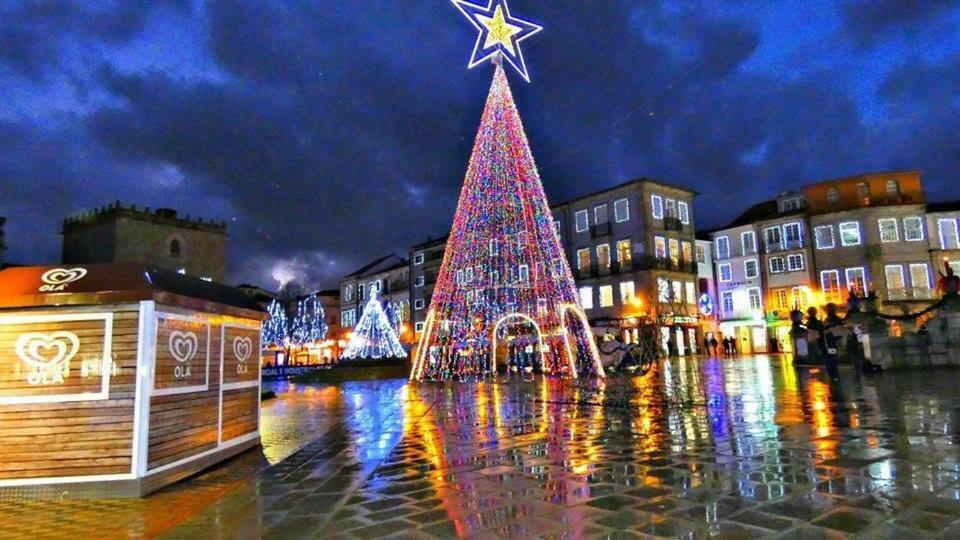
left=926, top=200, right=960, bottom=280
left=62, top=203, right=228, bottom=282
left=409, top=237, right=448, bottom=334
left=339, top=254, right=413, bottom=345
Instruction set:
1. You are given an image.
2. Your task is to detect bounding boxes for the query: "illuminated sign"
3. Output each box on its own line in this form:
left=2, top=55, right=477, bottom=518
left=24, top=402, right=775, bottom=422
left=698, top=294, right=714, bottom=316
left=451, top=0, right=543, bottom=82
left=38, top=267, right=87, bottom=292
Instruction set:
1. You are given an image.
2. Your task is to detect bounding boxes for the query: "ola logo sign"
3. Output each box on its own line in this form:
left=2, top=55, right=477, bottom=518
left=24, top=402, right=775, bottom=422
left=39, top=268, right=87, bottom=292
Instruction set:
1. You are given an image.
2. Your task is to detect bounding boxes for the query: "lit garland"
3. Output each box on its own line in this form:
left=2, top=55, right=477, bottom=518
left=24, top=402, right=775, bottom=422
left=342, top=293, right=407, bottom=360
left=291, top=295, right=328, bottom=346
left=261, top=299, right=289, bottom=348
left=410, top=65, right=604, bottom=381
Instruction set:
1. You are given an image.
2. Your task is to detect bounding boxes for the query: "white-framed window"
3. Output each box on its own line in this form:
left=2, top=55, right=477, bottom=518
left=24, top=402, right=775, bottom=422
left=782, top=198, right=800, bottom=212
left=685, top=281, right=696, bottom=304
left=517, top=264, right=528, bottom=284
left=665, top=199, right=677, bottom=219
left=845, top=267, right=866, bottom=296
left=696, top=244, right=707, bottom=264
left=657, top=277, right=670, bottom=302
left=744, top=259, right=759, bottom=279
left=715, top=236, right=730, bottom=259
left=903, top=216, right=924, bottom=241
left=455, top=269, right=463, bottom=285
left=342, top=309, right=356, bottom=327
left=344, top=284, right=354, bottom=301
left=619, top=281, right=635, bottom=303
left=613, top=198, right=630, bottom=222
left=599, top=285, right=614, bottom=307
left=721, top=291, right=734, bottom=315
left=820, top=270, right=841, bottom=302
left=839, top=221, right=861, bottom=246
left=414, top=276, right=425, bottom=287
left=651, top=195, right=664, bottom=219
left=910, top=263, right=931, bottom=297
left=372, top=279, right=382, bottom=293
left=773, top=288, right=789, bottom=310
left=413, top=252, right=424, bottom=265
left=718, top=263, right=732, bottom=282
left=784, top=222, right=802, bottom=247
left=748, top=288, right=762, bottom=311
left=489, top=238, right=499, bottom=256
left=878, top=218, right=899, bottom=243
left=414, top=299, right=425, bottom=310
left=654, top=236, right=667, bottom=259
left=596, top=244, right=611, bottom=270
left=764, top=226, right=783, bottom=251
left=792, top=286, right=810, bottom=308
left=574, top=210, right=589, bottom=232
left=594, top=204, right=608, bottom=225
left=769, top=257, right=785, bottom=274
left=814, top=225, right=835, bottom=249
left=939, top=219, right=960, bottom=249
left=576, top=248, right=591, bottom=270
left=465, top=267, right=474, bottom=283
left=617, top=239, right=632, bottom=266
left=358, top=283, right=365, bottom=300
left=668, top=238, right=680, bottom=265
left=885, top=264, right=906, bottom=300
left=415, top=322, right=425, bottom=333
left=742, top=231, right=757, bottom=255
left=672, top=280, right=683, bottom=303
left=579, top=286, right=594, bottom=309
left=787, top=253, right=805, bottom=272
left=678, top=201, right=690, bottom=224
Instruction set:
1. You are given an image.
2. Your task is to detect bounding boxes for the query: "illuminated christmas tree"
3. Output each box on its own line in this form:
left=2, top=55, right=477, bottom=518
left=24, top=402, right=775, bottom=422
left=291, top=295, right=328, bottom=346
left=342, top=293, right=407, bottom=360
left=410, top=64, right=604, bottom=380
left=262, top=299, right=289, bottom=348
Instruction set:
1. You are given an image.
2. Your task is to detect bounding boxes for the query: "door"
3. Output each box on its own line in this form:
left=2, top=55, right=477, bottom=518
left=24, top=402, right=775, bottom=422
left=751, top=327, right=768, bottom=353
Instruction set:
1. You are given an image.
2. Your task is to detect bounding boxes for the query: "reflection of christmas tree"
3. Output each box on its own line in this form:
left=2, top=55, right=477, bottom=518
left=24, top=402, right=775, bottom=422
left=410, top=65, right=603, bottom=381
left=262, top=299, right=288, bottom=348
left=291, top=295, right=328, bottom=346
left=342, top=293, right=406, bottom=360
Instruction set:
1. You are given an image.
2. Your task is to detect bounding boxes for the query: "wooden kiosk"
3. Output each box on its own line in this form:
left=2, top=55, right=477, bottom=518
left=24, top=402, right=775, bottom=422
left=0, top=263, right=265, bottom=497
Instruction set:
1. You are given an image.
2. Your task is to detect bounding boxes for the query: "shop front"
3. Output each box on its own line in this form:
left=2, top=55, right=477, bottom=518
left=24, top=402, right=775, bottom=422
left=719, top=320, right=768, bottom=354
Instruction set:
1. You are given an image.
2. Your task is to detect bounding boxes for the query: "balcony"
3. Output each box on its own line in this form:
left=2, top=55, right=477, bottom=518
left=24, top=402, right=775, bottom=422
left=765, top=239, right=804, bottom=254
left=634, top=254, right=698, bottom=274
left=664, top=217, right=684, bottom=232
left=590, top=222, right=611, bottom=238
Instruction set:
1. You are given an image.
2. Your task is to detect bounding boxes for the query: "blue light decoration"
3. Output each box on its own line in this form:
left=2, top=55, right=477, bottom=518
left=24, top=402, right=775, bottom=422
left=342, top=293, right=407, bottom=360
left=291, top=295, right=328, bottom=346
left=450, top=0, right=542, bottom=83
left=262, top=299, right=289, bottom=348
left=698, top=293, right=714, bottom=316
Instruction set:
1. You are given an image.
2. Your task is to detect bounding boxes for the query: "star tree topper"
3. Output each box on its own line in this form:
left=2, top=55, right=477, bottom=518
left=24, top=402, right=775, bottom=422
left=451, top=0, right=542, bottom=82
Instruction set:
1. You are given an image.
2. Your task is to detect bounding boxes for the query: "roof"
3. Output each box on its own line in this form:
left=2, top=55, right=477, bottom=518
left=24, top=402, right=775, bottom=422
left=0, top=263, right=266, bottom=318
left=702, top=200, right=778, bottom=234
left=551, top=177, right=699, bottom=208
left=927, top=200, right=960, bottom=213
left=802, top=170, right=921, bottom=189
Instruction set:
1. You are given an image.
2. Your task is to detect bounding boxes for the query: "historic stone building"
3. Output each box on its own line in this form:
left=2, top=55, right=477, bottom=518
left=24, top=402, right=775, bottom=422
left=61, top=202, right=228, bottom=282
left=926, top=200, right=960, bottom=279
left=339, top=254, right=413, bottom=344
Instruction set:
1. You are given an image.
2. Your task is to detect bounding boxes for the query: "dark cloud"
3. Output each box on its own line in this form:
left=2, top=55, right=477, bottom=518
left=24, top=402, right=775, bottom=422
left=842, top=0, right=960, bottom=46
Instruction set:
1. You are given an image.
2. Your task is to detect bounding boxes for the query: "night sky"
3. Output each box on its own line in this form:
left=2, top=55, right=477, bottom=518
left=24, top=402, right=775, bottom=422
left=2, top=1, right=959, bottom=291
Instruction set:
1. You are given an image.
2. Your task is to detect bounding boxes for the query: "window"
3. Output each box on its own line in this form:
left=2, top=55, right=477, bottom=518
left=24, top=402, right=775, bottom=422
left=619, top=281, right=635, bottom=303
left=696, top=244, right=706, bottom=264
left=886, top=179, right=900, bottom=196
left=553, top=220, right=561, bottom=236
left=358, top=283, right=365, bottom=300
left=857, top=182, right=870, bottom=202
left=939, top=219, right=960, bottom=249
left=489, top=239, right=499, bottom=256
left=878, top=218, right=899, bottom=243
left=413, top=252, right=424, bottom=265
left=614, top=198, right=630, bottom=222
left=617, top=239, right=632, bottom=266
left=575, top=210, right=589, bottom=232
left=910, top=263, right=931, bottom=298
left=903, top=217, right=924, bottom=241
left=672, top=280, right=683, bottom=303
left=845, top=267, right=866, bottom=296
left=782, top=198, right=800, bottom=212
left=820, top=270, right=841, bottom=302
left=169, top=239, right=181, bottom=256
left=718, top=263, right=732, bottom=282
left=784, top=222, right=802, bottom=247
left=576, top=248, right=591, bottom=270
left=414, top=276, right=424, bottom=287
left=716, top=236, right=730, bottom=259
left=885, top=265, right=906, bottom=300
left=415, top=322, right=425, bottom=333
left=814, top=225, right=835, bottom=249
left=651, top=195, right=664, bottom=219
left=668, top=239, right=680, bottom=266
left=579, top=286, right=593, bottom=309
left=764, top=227, right=782, bottom=251
left=769, top=257, right=785, bottom=274
left=787, top=253, right=805, bottom=272
left=344, top=284, right=354, bottom=301
left=594, top=204, right=608, bottom=225
left=655, top=236, right=667, bottom=259
left=681, top=242, right=692, bottom=264
left=744, top=259, right=759, bottom=279
left=748, top=288, right=762, bottom=311
left=596, top=244, right=611, bottom=270
left=839, top=221, right=861, bottom=246
left=465, top=267, right=474, bottom=283
left=685, top=281, right=696, bottom=304
left=599, top=285, right=614, bottom=307
left=742, top=231, right=757, bottom=255
left=665, top=199, right=677, bottom=219
left=678, top=201, right=690, bottom=224
left=721, top=291, right=734, bottom=315
left=774, top=288, right=789, bottom=310
left=414, top=299, right=425, bottom=310
left=657, top=277, right=670, bottom=302
left=372, top=280, right=382, bottom=293
left=518, top=264, right=528, bottom=284
left=792, top=287, right=810, bottom=309
left=827, top=187, right=839, bottom=204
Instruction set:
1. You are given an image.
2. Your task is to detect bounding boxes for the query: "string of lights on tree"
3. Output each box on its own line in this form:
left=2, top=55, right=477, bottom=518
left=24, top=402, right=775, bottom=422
left=261, top=299, right=289, bottom=348
left=291, top=295, right=328, bottom=345
left=342, top=293, right=407, bottom=360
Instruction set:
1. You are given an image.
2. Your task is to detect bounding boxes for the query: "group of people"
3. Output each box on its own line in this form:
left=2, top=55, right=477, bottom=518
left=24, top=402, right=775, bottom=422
left=702, top=335, right=740, bottom=357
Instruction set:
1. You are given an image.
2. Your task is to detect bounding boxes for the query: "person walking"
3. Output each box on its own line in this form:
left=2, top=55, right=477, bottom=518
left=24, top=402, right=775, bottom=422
left=710, top=336, right=719, bottom=356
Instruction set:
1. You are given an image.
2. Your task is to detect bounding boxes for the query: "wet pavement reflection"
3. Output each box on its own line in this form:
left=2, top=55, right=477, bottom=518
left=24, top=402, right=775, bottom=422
left=5, top=355, right=960, bottom=538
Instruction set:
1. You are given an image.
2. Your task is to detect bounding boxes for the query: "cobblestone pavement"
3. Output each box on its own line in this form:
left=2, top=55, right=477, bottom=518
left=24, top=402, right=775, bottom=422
left=6, top=356, right=960, bottom=539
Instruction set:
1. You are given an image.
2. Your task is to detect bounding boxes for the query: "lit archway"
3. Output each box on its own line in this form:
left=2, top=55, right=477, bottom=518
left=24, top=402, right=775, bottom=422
left=490, top=313, right=546, bottom=375
left=559, top=303, right=605, bottom=378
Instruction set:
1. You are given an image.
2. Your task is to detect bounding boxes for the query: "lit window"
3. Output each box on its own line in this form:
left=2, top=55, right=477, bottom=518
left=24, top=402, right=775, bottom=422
left=577, top=248, right=591, bottom=270
left=878, top=218, right=899, bottom=243
left=413, top=252, right=424, bottom=265
left=787, top=253, right=805, bottom=271
left=784, top=222, right=802, bottom=247
left=845, top=267, right=866, bottom=296
left=651, top=195, right=664, bottom=219
left=596, top=244, right=611, bottom=270
left=774, top=288, right=789, bottom=310
left=344, top=284, right=354, bottom=301
left=885, top=265, right=905, bottom=300
left=721, top=291, right=734, bottom=315
left=748, top=288, right=762, bottom=310
left=672, top=280, right=682, bottom=302
left=655, top=236, right=667, bottom=259
left=657, top=277, right=670, bottom=302
left=827, top=187, right=839, bottom=204
left=715, top=236, right=730, bottom=259
left=744, top=259, right=759, bottom=279
left=619, top=281, right=635, bottom=303
left=614, top=198, right=630, bottom=222
left=742, top=231, right=757, bottom=255
left=938, top=219, right=959, bottom=249
left=886, top=179, right=900, bottom=196
left=678, top=201, right=690, bottom=224
left=574, top=210, right=589, bottom=232
left=617, top=239, right=632, bottom=266
left=668, top=239, right=680, bottom=266
left=718, top=263, right=732, bottom=282
left=594, top=204, right=608, bottom=225
left=903, top=217, right=924, bottom=241
left=820, top=270, right=841, bottom=302
left=857, top=182, right=870, bottom=202
left=839, top=222, right=861, bottom=246
left=599, top=285, right=614, bottom=307
left=764, top=227, right=782, bottom=251
left=682, top=242, right=692, bottom=264
left=665, top=199, right=677, bottom=219
left=695, top=244, right=706, bottom=264
left=814, top=225, right=835, bottom=249
left=910, top=263, right=931, bottom=298
left=769, top=257, right=785, bottom=273
left=414, top=299, right=425, bottom=310
left=579, top=286, right=594, bottom=309
left=792, top=287, right=809, bottom=309
left=685, top=281, right=696, bottom=304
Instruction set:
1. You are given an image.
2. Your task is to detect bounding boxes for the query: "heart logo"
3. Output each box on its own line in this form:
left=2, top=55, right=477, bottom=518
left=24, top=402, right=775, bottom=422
left=233, top=336, right=252, bottom=362
left=15, top=332, right=80, bottom=369
left=168, top=331, right=198, bottom=363
left=40, top=267, right=87, bottom=286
